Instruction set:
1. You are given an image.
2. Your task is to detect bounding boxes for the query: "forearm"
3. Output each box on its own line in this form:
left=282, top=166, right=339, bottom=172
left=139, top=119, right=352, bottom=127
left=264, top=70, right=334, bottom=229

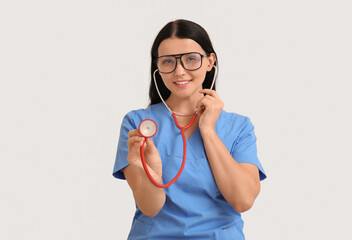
left=201, top=129, right=260, bottom=212
left=123, top=162, right=165, bottom=217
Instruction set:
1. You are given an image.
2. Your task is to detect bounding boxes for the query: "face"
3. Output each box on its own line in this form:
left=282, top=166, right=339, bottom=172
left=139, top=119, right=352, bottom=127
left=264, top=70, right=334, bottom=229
left=157, top=37, right=216, bottom=99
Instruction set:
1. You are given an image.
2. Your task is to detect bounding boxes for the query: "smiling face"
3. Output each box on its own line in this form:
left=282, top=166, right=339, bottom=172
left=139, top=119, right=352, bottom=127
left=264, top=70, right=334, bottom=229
left=157, top=37, right=216, bottom=100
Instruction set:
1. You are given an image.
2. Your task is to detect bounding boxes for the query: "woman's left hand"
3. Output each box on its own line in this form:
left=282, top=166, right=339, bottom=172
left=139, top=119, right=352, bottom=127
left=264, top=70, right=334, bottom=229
left=196, top=89, right=224, bottom=133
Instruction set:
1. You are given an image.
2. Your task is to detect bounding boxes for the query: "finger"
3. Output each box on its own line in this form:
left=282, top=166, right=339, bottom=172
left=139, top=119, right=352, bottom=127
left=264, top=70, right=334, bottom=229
left=127, top=142, right=144, bottom=158
left=197, top=95, right=215, bottom=109
left=199, top=89, right=220, bottom=99
left=128, top=129, right=142, bottom=137
left=204, top=94, right=217, bottom=103
left=199, top=91, right=224, bottom=109
left=199, top=89, right=222, bottom=102
left=200, top=96, right=215, bottom=109
left=144, top=138, right=157, bottom=154
left=146, top=138, right=158, bottom=150
left=128, top=135, right=145, bottom=143
left=196, top=96, right=206, bottom=111
left=127, top=136, right=145, bottom=149
left=145, top=138, right=155, bottom=146
left=205, top=95, right=225, bottom=110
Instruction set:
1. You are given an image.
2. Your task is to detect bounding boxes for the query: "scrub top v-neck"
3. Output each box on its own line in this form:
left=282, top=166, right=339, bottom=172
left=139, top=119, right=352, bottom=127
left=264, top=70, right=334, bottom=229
left=113, top=102, right=266, bottom=240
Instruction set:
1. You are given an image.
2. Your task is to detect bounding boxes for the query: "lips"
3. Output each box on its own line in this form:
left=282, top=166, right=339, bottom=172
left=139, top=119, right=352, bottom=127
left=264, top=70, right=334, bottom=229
left=174, top=80, right=192, bottom=88
left=175, top=80, right=191, bottom=85
left=174, top=80, right=191, bottom=88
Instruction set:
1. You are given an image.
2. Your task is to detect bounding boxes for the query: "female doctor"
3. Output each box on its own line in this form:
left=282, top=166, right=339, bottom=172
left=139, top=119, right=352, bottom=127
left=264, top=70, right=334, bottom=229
left=113, top=19, right=267, bottom=239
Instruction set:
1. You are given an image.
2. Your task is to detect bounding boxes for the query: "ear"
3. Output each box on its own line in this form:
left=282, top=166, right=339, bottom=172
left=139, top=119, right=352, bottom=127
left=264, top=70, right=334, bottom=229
left=206, top=53, right=217, bottom=72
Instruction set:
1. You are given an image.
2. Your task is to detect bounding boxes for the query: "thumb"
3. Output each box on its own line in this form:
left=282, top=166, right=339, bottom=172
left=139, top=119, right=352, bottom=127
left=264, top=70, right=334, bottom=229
left=145, top=138, right=158, bottom=154
left=145, top=138, right=154, bottom=146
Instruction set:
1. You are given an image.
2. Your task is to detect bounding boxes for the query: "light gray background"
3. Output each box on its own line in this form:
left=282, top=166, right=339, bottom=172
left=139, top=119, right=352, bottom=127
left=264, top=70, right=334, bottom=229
left=1, top=0, right=351, bottom=239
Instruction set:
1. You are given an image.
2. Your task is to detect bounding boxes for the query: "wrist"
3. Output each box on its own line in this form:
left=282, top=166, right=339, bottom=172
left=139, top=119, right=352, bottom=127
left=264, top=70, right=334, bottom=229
left=128, top=160, right=145, bottom=175
left=200, top=127, right=217, bottom=138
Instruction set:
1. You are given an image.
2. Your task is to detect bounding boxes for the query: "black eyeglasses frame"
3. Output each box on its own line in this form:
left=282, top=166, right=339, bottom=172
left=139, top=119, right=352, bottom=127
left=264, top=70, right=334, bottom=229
left=154, top=52, right=209, bottom=74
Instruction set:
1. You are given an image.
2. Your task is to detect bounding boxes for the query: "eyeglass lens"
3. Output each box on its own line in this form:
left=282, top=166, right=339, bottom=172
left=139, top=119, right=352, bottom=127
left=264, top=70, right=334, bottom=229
left=157, top=53, right=202, bottom=73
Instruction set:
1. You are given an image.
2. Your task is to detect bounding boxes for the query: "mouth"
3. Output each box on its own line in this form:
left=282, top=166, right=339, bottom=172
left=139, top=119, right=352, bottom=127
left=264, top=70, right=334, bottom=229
left=174, top=80, right=192, bottom=88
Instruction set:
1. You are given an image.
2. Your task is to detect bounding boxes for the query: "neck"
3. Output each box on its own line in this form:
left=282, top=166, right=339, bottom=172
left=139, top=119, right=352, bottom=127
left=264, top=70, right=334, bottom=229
left=165, top=93, right=203, bottom=116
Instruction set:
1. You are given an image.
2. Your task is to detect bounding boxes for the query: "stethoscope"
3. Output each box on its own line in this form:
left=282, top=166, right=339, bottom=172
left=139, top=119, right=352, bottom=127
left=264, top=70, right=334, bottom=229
left=138, top=65, right=217, bottom=188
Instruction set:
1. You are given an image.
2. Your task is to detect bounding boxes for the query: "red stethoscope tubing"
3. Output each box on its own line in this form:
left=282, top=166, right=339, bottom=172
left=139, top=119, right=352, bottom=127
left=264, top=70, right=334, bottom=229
left=140, top=113, right=197, bottom=188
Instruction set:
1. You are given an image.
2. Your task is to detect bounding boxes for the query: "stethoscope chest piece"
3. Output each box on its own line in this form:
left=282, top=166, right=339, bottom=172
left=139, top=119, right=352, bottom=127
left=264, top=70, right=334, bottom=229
left=139, top=119, right=158, bottom=138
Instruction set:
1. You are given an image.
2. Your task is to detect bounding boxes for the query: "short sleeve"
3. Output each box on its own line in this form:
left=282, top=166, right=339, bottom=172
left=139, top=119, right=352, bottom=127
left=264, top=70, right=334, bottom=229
left=230, top=117, right=267, bottom=181
left=112, top=111, right=137, bottom=180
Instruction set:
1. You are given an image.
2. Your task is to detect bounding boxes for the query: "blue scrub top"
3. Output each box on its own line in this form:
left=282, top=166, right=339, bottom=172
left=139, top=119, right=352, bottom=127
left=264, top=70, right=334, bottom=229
left=113, top=102, right=266, bottom=240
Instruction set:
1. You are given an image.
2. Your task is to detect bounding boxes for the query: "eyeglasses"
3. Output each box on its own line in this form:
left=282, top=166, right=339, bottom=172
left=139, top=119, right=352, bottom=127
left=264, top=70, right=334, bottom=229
left=155, top=52, right=209, bottom=74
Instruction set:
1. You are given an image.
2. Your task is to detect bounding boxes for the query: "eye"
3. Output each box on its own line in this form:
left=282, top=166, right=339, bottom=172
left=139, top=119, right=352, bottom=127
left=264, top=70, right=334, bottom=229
left=159, top=57, right=174, bottom=65
left=187, top=57, right=197, bottom=61
left=163, top=59, right=173, bottom=64
left=184, top=54, right=200, bottom=62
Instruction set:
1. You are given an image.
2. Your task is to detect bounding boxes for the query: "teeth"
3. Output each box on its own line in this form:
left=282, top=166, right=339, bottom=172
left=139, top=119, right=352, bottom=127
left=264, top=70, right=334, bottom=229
left=175, top=81, right=190, bottom=85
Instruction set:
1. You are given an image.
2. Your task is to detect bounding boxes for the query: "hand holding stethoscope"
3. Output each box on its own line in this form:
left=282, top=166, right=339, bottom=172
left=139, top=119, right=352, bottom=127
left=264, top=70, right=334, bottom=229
left=126, top=129, right=163, bottom=183
left=196, top=89, right=224, bottom=134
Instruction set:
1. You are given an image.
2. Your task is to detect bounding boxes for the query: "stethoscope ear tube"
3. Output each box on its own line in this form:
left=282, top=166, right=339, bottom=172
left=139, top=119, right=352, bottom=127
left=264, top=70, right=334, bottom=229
left=153, top=69, right=173, bottom=113
left=209, top=64, right=217, bottom=90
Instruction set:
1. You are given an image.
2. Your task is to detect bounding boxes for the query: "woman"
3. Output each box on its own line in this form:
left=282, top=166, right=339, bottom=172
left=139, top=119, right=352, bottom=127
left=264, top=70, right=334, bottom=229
left=113, top=19, right=266, bottom=239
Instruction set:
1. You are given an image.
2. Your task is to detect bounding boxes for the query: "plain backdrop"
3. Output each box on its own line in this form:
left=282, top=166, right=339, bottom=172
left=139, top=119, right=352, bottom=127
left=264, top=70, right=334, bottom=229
left=1, top=0, right=351, bottom=239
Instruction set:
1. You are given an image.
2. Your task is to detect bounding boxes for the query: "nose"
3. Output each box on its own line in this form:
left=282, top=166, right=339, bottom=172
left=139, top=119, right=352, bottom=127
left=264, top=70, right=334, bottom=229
left=174, top=58, right=186, bottom=76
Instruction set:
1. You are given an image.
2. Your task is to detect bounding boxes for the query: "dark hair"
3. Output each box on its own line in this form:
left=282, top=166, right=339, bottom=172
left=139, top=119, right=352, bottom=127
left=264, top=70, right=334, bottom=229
left=149, top=19, right=218, bottom=106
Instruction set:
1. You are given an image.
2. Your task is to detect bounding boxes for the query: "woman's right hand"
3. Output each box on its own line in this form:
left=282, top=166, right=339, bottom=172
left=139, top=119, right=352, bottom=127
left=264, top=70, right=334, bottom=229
left=127, top=129, right=163, bottom=179
left=124, top=129, right=165, bottom=217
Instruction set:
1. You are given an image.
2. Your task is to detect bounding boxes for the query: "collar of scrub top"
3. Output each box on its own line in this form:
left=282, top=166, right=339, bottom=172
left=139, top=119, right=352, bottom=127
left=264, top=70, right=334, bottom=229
left=139, top=65, right=217, bottom=188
